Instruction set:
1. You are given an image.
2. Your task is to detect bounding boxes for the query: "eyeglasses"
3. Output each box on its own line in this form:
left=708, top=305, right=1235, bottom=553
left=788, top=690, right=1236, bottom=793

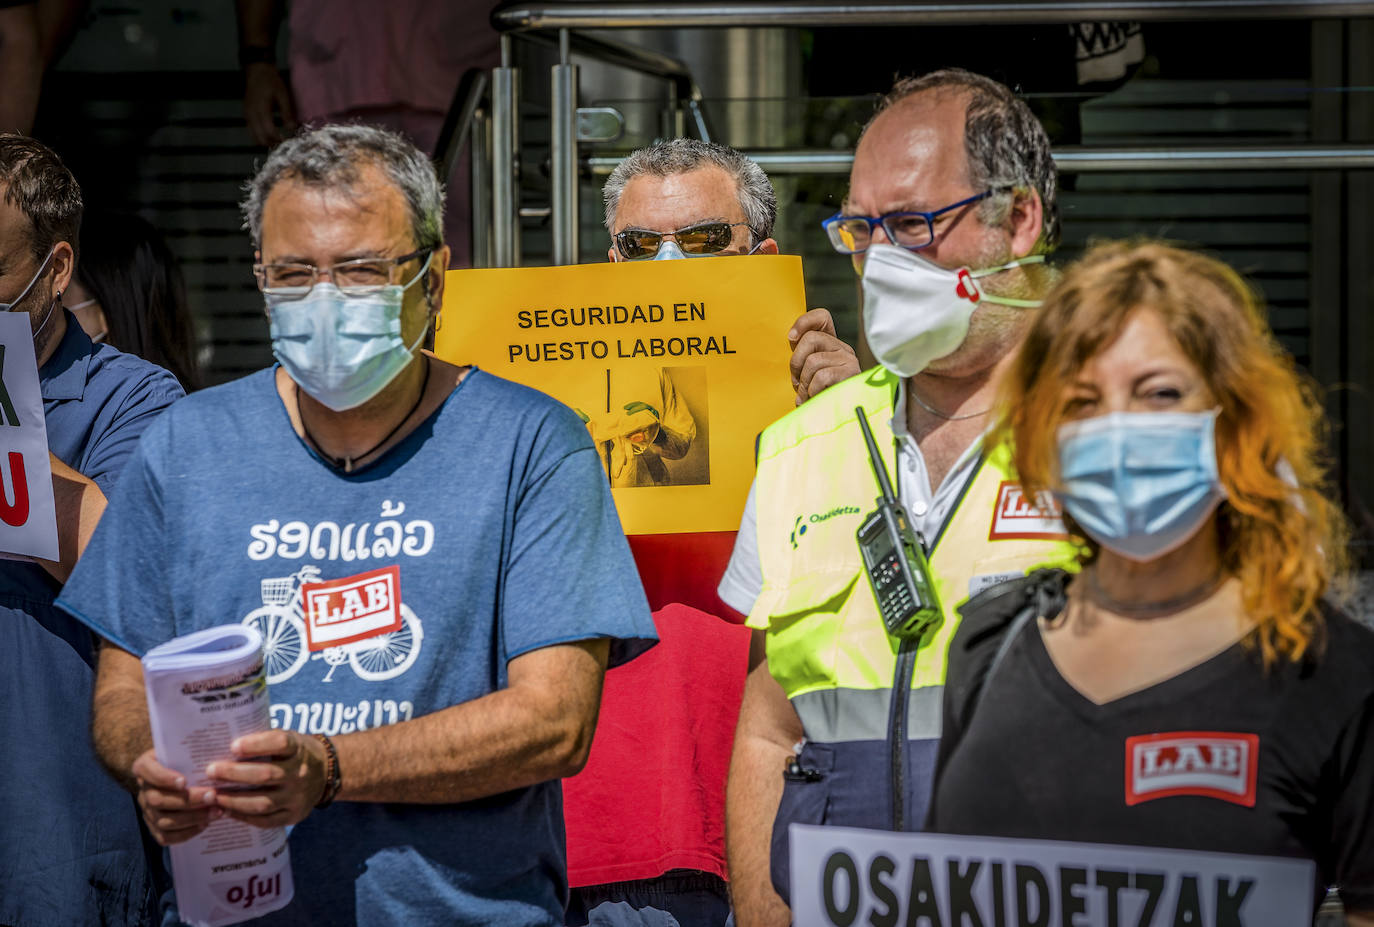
left=613, top=222, right=755, bottom=261
left=254, top=247, right=432, bottom=299
left=821, top=190, right=1002, bottom=255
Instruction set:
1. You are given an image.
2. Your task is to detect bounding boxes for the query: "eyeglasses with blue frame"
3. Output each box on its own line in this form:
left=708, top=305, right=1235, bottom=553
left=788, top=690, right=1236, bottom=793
left=821, top=189, right=1005, bottom=255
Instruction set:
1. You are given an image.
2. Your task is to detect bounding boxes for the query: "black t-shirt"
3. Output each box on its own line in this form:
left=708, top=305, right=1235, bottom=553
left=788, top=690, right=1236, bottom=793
left=928, top=570, right=1374, bottom=912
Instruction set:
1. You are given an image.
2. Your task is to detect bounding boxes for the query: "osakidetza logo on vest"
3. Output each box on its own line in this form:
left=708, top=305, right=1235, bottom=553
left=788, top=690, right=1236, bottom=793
left=1125, top=732, right=1259, bottom=807
left=987, top=480, right=1067, bottom=540
left=791, top=506, right=862, bottom=548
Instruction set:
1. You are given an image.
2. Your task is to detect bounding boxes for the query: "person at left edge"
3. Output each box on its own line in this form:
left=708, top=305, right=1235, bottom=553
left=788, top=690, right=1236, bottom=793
left=0, top=134, right=184, bottom=924
left=57, top=123, right=658, bottom=926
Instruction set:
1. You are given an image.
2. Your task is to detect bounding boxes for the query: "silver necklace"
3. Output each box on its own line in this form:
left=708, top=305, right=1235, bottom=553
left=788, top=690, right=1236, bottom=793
left=908, top=385, right=988, bottom=421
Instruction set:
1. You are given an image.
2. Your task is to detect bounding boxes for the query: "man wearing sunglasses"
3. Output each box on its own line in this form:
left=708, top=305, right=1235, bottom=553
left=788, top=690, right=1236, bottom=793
left=0, top=134, right=183, bottom=924
left=584, top=139, right=780, bottom=492
left=605, top=138, right=860, bottom=407
left=721, top=71, right=1075, bottom=927
left=62, top=124, right=656, bottom=925
left=561, top=139, right=836, bottom=926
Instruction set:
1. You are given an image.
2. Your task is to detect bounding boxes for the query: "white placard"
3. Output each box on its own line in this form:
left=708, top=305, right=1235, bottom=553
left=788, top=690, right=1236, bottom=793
left=790, top=824, right=1314, bottom=927
left=143, top=624, right=294, bottom=926
left=0, top=312, right=57, bottom=561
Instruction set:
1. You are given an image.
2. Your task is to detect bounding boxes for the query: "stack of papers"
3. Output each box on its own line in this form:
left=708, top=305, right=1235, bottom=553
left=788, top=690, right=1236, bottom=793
left=143, top=625, right=294, bottom=926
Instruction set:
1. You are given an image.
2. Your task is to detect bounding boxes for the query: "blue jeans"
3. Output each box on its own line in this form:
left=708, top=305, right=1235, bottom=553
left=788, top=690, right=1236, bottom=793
left=566, top=870, right=730, bottom=927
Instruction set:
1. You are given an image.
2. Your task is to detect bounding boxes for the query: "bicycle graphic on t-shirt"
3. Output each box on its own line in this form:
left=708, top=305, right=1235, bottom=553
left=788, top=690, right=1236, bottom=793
left=241, top=565, right=424, bottom=684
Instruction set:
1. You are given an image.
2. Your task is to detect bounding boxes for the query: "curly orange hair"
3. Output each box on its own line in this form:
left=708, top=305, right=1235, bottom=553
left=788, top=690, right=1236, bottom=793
left=994, top=240, right=1349, bottom=666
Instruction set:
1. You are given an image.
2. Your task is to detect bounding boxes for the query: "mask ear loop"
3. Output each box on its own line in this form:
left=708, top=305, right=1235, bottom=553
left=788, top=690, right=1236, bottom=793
left=32, top=291, right=60, bottom=340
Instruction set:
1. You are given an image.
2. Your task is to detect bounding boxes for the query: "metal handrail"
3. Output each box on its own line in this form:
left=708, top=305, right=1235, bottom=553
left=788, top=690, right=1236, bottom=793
left=492, top=0, right=1374, bottom=32
left=521, top=30, right=695, bottom=100
left=585, top=144, right=1374, bottom=175
left=433, top=68, right=490, bottom=183
left=488, top=0, right=1374, bottom=266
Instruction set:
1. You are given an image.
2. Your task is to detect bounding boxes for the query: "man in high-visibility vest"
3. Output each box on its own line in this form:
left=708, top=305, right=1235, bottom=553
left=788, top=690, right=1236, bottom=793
left=717, top=69, right=1078, bottom=926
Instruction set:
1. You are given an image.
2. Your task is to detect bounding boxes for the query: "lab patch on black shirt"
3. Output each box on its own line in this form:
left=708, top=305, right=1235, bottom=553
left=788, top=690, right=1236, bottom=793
left=929, top=570, right=1374, bottom=913
left=1125, top=731, right=1259, bottom=807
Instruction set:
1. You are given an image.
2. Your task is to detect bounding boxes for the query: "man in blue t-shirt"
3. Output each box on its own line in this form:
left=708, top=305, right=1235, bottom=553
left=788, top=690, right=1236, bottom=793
left=59, top=124, right=657, bottom=926
left=0, top=135, right=185, bottom=923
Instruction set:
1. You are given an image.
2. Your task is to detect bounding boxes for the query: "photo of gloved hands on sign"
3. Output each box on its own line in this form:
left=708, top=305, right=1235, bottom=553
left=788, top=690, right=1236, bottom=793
left=572, top=366, right=708, bottom=488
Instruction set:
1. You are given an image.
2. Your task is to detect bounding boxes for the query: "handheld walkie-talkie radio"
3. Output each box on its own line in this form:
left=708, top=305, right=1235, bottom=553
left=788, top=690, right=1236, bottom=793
left=853, top=407, right=943, bottom=639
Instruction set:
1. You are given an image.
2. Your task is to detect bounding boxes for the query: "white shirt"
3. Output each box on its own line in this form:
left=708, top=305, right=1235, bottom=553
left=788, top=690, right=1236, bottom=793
left=717, top=380, right=984, bottom=615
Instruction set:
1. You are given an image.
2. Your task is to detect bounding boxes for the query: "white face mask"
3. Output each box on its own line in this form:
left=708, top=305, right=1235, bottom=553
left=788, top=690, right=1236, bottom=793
left=860, top=243, right=1044, bottom=377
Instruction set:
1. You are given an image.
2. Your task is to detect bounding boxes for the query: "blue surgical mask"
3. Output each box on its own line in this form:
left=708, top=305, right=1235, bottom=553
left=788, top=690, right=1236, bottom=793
left=1055, top=410, right=1225, bottom=562
left=268, top=253, right=432, bottom=411
left=652, top=241, right=687, bottom=261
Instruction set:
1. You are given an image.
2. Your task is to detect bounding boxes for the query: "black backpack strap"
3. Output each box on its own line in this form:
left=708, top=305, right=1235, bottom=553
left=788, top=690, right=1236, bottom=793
left=962, top=568, right=1071, bottom=724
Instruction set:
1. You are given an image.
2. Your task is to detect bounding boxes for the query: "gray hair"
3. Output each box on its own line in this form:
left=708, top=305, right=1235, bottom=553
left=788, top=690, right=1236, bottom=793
left=240, top=124, right=445, bottom=251
left=867, top=69, right=1060, bottom=253
left=602, top=138, right=777, bottom=240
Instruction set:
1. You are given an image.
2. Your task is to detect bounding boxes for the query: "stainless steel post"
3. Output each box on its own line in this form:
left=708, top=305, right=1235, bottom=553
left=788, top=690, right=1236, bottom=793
left=551, top=28, right=580, bottom=265
left=470, top=109, right=493, bottom=268
left=492, top=37, right=520, bottom=267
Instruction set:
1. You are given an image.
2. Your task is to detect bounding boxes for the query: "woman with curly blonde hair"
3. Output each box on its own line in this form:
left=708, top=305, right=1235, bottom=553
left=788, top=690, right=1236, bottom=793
left=927, top=241, right=1374, bottom=920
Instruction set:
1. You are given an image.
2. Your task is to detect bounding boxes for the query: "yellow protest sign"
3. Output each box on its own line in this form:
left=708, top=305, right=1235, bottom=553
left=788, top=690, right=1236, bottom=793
left=436, top=256, right=804, bottom=535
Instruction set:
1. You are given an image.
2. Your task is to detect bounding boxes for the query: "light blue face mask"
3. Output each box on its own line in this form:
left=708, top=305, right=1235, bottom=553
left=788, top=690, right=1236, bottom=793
left=268, top=253, right=432, bottom=412
left=652, top=240, right=687, bottom=261
left=1055, top=410, right=1226, bottom=562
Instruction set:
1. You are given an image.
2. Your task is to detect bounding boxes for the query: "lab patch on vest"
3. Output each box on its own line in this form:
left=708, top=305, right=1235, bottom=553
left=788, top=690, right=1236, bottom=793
left=789, top=824, right=1314, bottom=927
left=987, top=480, right=1067, bottom=540
left=301, top=565, right=403, bottom=651
left=1126, top=732, right=1259, bottom=807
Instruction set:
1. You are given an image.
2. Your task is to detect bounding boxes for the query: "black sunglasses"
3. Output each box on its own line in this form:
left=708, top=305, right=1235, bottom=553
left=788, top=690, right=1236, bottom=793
left=613, top=221, right=755, bottom=260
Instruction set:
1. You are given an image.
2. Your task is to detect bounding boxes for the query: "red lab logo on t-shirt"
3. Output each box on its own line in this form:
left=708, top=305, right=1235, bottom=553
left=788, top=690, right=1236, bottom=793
left=1125, top=731, right=1259, bottom=807
left=301, top=565, right=402, bottom=652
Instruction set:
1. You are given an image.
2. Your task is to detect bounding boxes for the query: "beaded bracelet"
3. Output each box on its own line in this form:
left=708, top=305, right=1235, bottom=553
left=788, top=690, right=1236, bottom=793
left=313, top=733, right=342, bottom=808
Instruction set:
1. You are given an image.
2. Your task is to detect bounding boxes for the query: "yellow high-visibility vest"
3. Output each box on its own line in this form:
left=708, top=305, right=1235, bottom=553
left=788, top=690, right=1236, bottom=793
left=749, top=367, right=1078, bottom=745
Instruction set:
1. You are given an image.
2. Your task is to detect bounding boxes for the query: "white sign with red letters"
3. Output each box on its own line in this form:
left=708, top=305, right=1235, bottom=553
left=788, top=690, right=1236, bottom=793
left=0, top=313, right=57, bottom=561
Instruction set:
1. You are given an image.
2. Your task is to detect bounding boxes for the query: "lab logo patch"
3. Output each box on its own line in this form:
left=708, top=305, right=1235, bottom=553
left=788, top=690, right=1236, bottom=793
left=302, top=565, right=403, bottom=651
left=987, top=481, right=1067, bottom=540
left=1125, top=732, right=1259, bottom=807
